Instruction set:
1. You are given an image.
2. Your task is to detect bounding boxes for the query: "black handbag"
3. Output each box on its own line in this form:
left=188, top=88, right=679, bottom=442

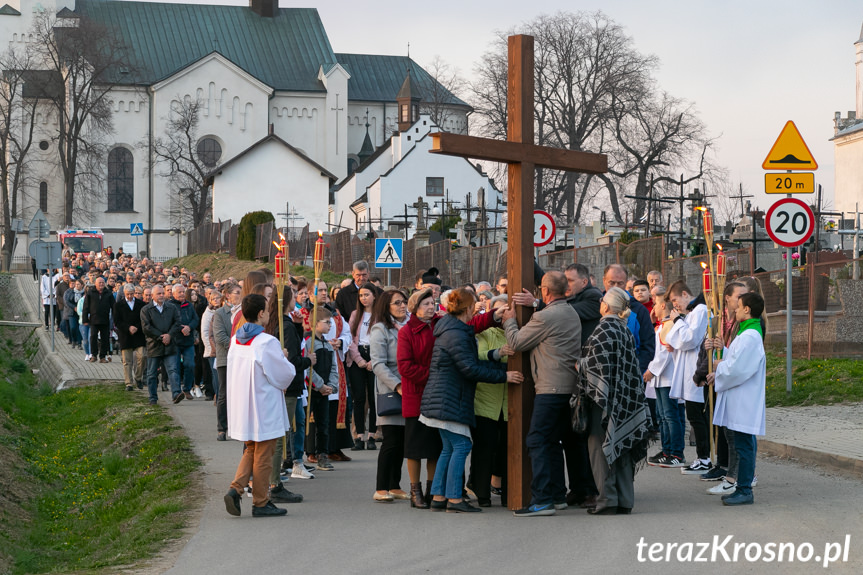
left=376, top=391, right=402, bottom=416
left=570, top=391, right=589, bottom=434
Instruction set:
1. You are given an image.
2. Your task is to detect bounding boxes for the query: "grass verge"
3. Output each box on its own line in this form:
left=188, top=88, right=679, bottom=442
left=0, top=369, right=201, bottom=574
left=766, top=352, right=863, bottom=407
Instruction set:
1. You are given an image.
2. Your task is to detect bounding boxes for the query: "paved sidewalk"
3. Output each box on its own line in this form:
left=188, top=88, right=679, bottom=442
left=15, top=275, right=124, bottom=383
left=762, top=403, right=863, bottom=478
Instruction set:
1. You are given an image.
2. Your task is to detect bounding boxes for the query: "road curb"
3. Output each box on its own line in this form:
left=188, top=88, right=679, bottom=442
left=758, top=439, right=863, bottom=480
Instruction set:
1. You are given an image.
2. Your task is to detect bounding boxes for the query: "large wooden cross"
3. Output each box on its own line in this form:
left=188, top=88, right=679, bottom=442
left=430, top=35, right=607, bottom=510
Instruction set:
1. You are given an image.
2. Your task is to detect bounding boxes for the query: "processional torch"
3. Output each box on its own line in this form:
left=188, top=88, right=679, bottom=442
left=306, top=231, right=325, bottom=434
left=697, top=206, right=718, bottom=464
left=273, top=233, right=289, bottom=459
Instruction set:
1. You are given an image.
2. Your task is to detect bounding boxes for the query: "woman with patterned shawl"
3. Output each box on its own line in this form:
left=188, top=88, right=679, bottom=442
left=577, top=287, right=651, bottom=515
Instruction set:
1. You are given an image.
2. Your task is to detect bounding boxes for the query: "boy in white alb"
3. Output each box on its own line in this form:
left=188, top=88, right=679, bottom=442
left=644, top=287, right=681, bottom=466
left=223, top=294, right=295, bottom=518
left=662, top=280, right=708, bottom=471
left=708, top=292, right=766, bottom=506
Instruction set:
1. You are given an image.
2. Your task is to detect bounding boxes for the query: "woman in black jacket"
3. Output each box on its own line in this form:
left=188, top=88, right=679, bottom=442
left=420, top=288, right=522, bottom=513
left=265, top=286, right=315, bottom=495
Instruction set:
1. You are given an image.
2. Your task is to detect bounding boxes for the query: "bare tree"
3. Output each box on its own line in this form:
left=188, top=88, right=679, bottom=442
left=0, top=46, right=40, bottom=270
left=601, top=90, right=716, bottom=223
left=151, top=97, right=216, bottom=230
left=31, top=10, right=133, bottom=226
left=471, top=11, right=657, bottom=224
left=419, top=56, right=468, bottom=132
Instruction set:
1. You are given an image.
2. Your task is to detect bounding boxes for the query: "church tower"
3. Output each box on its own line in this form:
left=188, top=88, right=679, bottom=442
left=856, top=22, right=863, bottom=119
left=358, top=108, right=375, bottom=166
left=396, top=68, right=420, bottom=133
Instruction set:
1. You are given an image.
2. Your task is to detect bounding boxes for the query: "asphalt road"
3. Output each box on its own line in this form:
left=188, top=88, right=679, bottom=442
left=159, top=394, right=862, bottom=575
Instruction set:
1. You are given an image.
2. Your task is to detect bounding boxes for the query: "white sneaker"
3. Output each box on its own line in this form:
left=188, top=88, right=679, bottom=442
left=707, top=480, right=736, bottom=495
left=84, top=354, right=92, bottom=361
left=291, top=463, right=315, bottom=480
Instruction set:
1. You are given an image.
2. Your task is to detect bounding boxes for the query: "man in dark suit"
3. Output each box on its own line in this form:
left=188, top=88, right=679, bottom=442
left=334, top=260, right=369, bottom=320
left=114, top=284, right=147, bottom=390
left=82, top=276, right=114, bottom=363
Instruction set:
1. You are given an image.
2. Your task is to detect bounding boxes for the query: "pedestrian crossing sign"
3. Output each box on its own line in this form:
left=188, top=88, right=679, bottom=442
left=130, top=223, right=144, bottom=236
left=374, top=238, right=403, bottom=269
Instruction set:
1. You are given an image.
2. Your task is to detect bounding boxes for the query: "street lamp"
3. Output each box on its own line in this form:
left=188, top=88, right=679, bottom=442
left=168, top=227, right=186, bottom=259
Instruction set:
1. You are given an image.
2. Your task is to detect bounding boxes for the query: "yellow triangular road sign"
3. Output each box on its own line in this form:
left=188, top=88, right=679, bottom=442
left=762, top=120, right=818, bottom=170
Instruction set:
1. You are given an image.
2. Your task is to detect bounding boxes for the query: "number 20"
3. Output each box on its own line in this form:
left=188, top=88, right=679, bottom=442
left=775, top=210, right=806, bottom=235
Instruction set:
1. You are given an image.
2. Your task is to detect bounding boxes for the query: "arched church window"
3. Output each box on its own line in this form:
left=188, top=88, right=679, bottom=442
left=39, top=182, right=48, bottom=212
left=107, top=147, right=134, bottom=211
left=197, top=137, right=222, bottom=167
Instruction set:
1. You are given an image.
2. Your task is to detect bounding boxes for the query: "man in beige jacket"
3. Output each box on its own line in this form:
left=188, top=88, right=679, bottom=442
left=503, top=271, right=582, bottom=517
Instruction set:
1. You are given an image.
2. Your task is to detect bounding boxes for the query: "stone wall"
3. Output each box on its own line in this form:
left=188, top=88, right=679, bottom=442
left=0, top=274, right=76, bottom=389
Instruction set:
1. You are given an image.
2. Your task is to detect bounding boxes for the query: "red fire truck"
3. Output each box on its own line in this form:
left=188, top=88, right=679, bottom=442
left=58, top=229, right=104, bottom=255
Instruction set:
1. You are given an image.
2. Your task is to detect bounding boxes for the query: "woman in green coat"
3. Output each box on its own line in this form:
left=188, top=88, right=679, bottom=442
left=469, top=296, right=514, bottom=507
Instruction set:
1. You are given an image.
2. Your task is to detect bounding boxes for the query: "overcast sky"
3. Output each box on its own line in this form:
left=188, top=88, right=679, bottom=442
left=130, top=0, right=862, bottom=217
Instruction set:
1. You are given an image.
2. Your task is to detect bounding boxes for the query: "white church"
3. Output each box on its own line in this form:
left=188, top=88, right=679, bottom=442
left=1, top=0, right=500, bottom=258
left=832, top=22, right=863, bottom=216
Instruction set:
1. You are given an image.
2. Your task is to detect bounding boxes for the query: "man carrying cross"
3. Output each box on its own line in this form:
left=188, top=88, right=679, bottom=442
left=501, top=271, right=581, bottom=516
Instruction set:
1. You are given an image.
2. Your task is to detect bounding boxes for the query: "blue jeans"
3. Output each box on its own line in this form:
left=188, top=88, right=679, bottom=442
left=147, top=354, right=179, bottom=403
left=176, top=345, right=195, bottom=394
left=68, top=315, right=81, bottom=344
left=733, top=431, right=757, bottom=495
left=526, top=393, right=570, bottom=506
left=432, top=429, right=472, bottom=500
left=79, top=323, right=90, bottom=355
left=207, top=357, right=219, bottom=399
left=655, top=387, right=685, bottom=457
left=292, top=399, right=306, bottom=463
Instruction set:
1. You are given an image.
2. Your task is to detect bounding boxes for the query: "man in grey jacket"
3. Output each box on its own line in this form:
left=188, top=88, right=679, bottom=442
left=141, top=285, right=182, bottom=405
left=503, top=271, right=582, bottom=517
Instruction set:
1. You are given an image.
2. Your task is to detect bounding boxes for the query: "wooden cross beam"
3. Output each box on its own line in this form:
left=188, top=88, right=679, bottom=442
left=429, top=34, right=607, bottom=510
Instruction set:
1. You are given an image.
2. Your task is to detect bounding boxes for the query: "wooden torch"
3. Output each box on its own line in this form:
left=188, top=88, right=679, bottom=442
left=306, top=231, right=325, bottom=434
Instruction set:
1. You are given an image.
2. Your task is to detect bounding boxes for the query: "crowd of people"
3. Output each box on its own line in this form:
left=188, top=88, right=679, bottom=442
left=37, top=249, right=768, bottom=517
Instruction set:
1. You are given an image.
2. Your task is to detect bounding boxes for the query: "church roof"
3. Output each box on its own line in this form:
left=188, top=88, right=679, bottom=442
left=0, top=4, right=20, bottom=15
left=75, top=0, right=335, bottom=91
left=858, top=22, right=863, bottom=44
left=335, top=53, right=470, bottom=107
left=207, top=133, right=337, bottom=182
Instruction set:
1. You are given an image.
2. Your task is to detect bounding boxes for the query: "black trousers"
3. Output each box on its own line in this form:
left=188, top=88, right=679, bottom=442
left=348, top=361, right=376, bottom=436
left=376, top=424, right=404, bottom=491
left=703, top=386, right=728, bottom=468
left=685, top=399, right=711, bottom=461
left=308, top=392, right=330, bottom=455
left=90, top=323, right=111, bottom=359
left=562, top=426, right=598, bottom=499
left=469, top=413, right=507, bottom=501
left=217, top=365, right=228, bottom=433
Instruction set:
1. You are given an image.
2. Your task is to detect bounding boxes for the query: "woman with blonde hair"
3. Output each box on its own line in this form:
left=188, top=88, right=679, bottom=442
left=577, top=287, right=650, bottom=515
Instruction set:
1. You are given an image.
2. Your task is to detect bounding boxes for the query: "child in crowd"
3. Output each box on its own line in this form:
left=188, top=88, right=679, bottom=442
left=708, top=292, right=766, bottom=506
left=305, top=307, right=338, bottom=472
left=645, top=287, right=684, bottom=467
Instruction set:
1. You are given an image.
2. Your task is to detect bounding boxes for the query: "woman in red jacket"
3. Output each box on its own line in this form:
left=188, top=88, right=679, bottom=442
left=397, top=288, right=441, bottom=509
left=397, top=287, right=503, bottom=509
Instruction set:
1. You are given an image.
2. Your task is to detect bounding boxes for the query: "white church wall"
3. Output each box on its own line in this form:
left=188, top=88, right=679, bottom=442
left=101, top=87, right=148, bottom=232
left=332, top=143, right=395, bottom=229
left=346, top=102, right=396, bottom=151
left=211, top=139, right=331, bottom=232
left=317, top=64, right=349, bottom=182
left=270, top=91, right=325, bottom=166
left=834, top=130, right=863, bottom=215
left=150, top=54, right=272, bottom=231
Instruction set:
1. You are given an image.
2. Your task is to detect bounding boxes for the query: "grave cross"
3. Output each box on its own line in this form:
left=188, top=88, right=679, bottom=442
left=429, top=35, right=607, bottom=510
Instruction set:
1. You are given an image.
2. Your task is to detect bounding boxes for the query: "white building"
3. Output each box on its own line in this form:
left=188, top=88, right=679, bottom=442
left=832, top=21, right=863, bottom=216
left=0, top=0, right=473, bottom=258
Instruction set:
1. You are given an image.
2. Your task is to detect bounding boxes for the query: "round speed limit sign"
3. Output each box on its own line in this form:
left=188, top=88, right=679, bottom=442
left=765, top=197, right=814, bottom=248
